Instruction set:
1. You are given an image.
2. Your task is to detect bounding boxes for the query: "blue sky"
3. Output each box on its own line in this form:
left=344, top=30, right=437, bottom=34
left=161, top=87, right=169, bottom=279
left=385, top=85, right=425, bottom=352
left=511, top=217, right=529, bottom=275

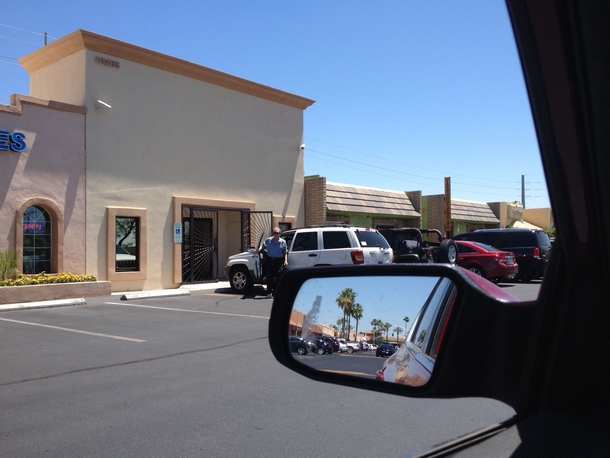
left=294, top=275, right=441, bottom=335
left=0, top=0, right=549, bottom=209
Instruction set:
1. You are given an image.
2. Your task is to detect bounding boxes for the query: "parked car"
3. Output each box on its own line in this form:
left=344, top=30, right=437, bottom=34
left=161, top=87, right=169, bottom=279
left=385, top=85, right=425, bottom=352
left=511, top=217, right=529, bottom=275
left=321, top=336, right=339, bottom=353
left=288, top=336, right=308, bottom=355
left=452, top=228, right=551, bottom=282
left=308, top=336, right=333, bottom=355
left=379, top=228, right=458, bottom=264
left=303, top=338, right=318, bottom=354
left=376, top=344, right=396, bottom=358
left=338, top=339, right=360, bottom=353
left=269, top=2, right=610, bottom=455
left=375, top=276, right=465, bottom=385
left=345, top=341, right=360, bottom=353
left=224, top=226, right=393, bottom=293
left=455, top=240, right=519, bottom=283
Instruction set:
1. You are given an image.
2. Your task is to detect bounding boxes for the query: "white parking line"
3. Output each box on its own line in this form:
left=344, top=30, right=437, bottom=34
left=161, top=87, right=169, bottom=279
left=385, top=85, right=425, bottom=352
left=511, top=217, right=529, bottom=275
left=0, top=317, right=147, bottom=342
left=105, top=302, right=269, bottom=319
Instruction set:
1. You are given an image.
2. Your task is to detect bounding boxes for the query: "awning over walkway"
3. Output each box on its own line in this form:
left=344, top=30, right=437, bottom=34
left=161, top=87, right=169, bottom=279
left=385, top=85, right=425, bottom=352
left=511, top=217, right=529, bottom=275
left=512, top=220, right=543, bottom=230
left=451, top=199, right=500, bottom=223
left=326, top=182, right=420, bottom=217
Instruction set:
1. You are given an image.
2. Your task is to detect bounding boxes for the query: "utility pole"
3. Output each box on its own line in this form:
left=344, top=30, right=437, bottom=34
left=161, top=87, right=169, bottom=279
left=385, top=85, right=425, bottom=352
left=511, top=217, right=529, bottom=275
left=521, top=175, right=526, bottom=209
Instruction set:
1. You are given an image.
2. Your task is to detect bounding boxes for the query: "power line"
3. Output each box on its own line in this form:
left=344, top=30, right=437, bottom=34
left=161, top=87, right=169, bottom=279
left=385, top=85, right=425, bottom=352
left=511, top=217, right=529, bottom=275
left=0, top=34, right=42, bottom=46
left=305, top=135, right=521, bottom=183
left=0, top=24, right=56, bottom=40
left=306, top=152, right=521, bottom=199
left=306, top=148, right=520, bottom=191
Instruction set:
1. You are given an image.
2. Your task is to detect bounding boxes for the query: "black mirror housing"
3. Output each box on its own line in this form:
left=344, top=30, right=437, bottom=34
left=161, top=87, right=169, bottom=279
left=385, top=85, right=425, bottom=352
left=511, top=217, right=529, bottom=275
left=268, top=264, right=535, bottom=413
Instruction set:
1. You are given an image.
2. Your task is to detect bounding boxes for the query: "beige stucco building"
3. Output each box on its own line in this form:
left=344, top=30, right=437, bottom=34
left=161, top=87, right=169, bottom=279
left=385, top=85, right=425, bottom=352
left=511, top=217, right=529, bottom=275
left=1, top=29, right=314, bottom=292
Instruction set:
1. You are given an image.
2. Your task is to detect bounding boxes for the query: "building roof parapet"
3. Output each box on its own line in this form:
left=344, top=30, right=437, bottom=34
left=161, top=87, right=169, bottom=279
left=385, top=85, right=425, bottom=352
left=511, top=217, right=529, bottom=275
left=19, top=29, right=315, bottom=110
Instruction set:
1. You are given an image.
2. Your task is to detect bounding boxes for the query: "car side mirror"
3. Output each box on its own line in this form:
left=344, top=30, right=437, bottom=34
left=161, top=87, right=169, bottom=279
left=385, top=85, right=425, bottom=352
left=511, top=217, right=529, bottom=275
left=268, top=264, right=533, bottom=406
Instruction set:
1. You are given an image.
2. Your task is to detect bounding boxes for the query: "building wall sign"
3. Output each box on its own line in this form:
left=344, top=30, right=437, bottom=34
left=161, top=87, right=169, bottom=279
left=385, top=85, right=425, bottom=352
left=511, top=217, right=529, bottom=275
left=508, top=204, right=523, bottom=219
left=0, top=130, right=26, bottom=152
left=94, top=56, right=120, bottom=69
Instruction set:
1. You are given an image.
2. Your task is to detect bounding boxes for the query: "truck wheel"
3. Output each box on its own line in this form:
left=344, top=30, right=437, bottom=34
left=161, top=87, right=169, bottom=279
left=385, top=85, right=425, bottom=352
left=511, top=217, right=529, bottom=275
left=230, top=266, right=253, bottom=293
left=438, top=239, right=458, bottom=264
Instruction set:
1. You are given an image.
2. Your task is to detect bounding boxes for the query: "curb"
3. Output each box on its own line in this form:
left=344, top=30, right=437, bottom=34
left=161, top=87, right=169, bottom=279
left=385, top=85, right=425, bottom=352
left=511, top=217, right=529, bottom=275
left=0, top=297, right=86, bottom=312
left=0, top=282, right=232, bottom=312
left=119, top=289, right=191, bottom=301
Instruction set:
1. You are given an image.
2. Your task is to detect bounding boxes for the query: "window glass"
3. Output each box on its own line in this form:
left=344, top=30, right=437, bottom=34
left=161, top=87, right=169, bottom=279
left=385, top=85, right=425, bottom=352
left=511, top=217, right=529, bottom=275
left=281, top=232, right=295, bottom=251
left=22, top=205, right=51, bottom=274
left=116, top=216, right=139, bottom=271
left=474, top=242, right=499, bottom=252
left=293, top=231, right=318, bottom=251
left=458, top=244, right=476, bottom=254
left=355, top=230, right=390, bottom=248
left=322, top=231, right=351, bottom=249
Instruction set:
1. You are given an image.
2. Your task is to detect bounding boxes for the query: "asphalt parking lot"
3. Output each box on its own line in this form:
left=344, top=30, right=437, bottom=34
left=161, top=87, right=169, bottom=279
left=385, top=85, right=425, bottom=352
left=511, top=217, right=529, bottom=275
left=0, top=280, right=536, bottom=457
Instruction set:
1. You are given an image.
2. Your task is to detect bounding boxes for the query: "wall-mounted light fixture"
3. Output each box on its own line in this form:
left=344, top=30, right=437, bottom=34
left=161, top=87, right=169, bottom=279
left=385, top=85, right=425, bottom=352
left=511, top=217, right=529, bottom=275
left=95, top=100, right=112, bottom=112
left=300, top=143, right=305, bottom=150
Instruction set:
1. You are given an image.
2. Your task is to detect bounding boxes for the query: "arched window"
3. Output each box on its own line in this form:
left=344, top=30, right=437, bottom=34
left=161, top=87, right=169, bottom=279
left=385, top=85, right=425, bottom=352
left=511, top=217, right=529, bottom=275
left=22, top=205, right=52, bottom=274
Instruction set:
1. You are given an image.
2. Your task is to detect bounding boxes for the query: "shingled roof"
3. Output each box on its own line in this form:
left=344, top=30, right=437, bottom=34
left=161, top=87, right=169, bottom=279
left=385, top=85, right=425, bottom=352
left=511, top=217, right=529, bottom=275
left=326, top=182, right=420, bottom=217
left=451, top=199, right=500, bottom=223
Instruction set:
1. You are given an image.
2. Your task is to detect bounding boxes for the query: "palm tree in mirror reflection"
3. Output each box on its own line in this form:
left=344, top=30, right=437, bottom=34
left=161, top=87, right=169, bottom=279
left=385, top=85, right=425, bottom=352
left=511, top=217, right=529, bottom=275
left=393, top=326, right=404, bottom=344
left=351, top=303, right=363, bottom=341
left=336, top=288, right=356, bottom=338
left=371, top=318, right=383, bottom=344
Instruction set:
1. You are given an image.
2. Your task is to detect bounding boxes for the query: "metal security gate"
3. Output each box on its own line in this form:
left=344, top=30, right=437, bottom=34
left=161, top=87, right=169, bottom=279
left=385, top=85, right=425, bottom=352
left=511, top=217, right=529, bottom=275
left=241, top=211, right=273, bottom=252
left=182, top=207, right=218, bottom=283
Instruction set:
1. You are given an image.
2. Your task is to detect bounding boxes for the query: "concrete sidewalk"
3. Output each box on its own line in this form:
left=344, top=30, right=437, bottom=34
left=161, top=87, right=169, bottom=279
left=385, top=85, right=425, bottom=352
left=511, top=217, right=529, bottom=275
left=0, top=281, right=231, bottom=312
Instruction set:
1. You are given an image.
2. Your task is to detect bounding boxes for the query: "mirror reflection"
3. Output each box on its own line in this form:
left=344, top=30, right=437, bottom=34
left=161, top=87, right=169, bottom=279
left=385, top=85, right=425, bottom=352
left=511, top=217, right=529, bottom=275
left=288, top=275, right=457, bottom=387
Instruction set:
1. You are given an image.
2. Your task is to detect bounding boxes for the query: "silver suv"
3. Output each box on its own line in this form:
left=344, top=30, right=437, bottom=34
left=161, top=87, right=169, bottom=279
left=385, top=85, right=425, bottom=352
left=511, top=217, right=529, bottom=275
left=224, top=226, right=393, bottom=293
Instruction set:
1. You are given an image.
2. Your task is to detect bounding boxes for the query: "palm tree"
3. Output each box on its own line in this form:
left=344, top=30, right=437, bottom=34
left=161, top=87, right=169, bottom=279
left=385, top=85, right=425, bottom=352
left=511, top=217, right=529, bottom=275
left=336, top=288, right=356, bottom=338
left=393, top=326, right=403, bottom=344
left=383, top=322, right=392, bottom=342
left=351, top=303, right=363, bottom=340
left=371, top=318, right=383, bottom=343
left=403, top=315, right=410, bottom=333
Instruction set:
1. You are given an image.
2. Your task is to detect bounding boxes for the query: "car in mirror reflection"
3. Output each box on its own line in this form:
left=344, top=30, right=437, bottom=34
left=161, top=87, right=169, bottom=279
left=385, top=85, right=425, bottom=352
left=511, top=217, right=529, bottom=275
left=274, top=265, right=520, bottom=391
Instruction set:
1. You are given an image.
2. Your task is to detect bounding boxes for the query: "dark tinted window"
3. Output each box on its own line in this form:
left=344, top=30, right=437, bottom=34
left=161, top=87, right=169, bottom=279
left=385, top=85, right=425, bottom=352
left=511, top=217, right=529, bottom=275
left=293, top=231, right=318, bottom=251
left=535, top=231, right=551, bottom=246
left=457, top=244, right=477, bottom=254
left=355, top=230, right=390, bottom=248
left=473, top=242, right=499, bottom=252
left=116, top=216, right=139, bottom=272
left=322, top=231, right=351, bottom=249
left=281, top=232, right=295, bottom=251
left=501, top=232, right=534, bottom=247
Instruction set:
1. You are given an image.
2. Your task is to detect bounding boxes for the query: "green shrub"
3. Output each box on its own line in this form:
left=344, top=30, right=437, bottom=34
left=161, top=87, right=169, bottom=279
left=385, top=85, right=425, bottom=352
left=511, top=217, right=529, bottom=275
left=0, top=248, right=19, bottom=281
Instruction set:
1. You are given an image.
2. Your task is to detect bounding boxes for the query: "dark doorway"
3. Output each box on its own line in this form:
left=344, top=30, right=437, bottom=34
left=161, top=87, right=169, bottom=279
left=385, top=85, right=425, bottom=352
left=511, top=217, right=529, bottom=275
left=182, top=207, right=218, bottom=283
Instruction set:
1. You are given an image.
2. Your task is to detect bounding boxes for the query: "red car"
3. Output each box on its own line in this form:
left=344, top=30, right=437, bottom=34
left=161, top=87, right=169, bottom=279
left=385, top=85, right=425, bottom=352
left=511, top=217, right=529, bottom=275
left=455, top=240, right=518, bottom=283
